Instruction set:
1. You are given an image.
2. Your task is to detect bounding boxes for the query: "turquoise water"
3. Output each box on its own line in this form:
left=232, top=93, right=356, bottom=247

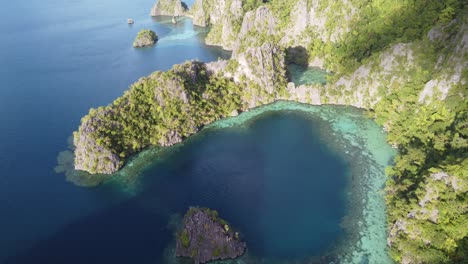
left=287, top=64, right=328, bottom=85
left=205, top=101, right=396, bottom=264
left=0, top=0, right=394, bottom=263
left=53, top=102, right=395, bottom=264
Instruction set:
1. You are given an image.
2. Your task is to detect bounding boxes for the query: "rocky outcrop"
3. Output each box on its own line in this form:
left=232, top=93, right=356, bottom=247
left=73, top=108, right=122, bottom=174
left=76, top=1, right=468, bottom=175
left=190, top=0, right=208, bottom=27
left=419, top=22, right=468, bottom=103
left=191, top=0, right=280, bottom=51
left=233, top=6, right=278, bottom=53
left=176, top=207, right=246, bottom=263
left=234, top=43, right=286, bottom=94
left=74, top=62, right=205, bottom=174
left=195, top=0, right=245, bottom=50
left=207, top=42, right=288, bottom=108
left=73, top=61, right=246, bottom=174
left=150, top=0, right=187, bottom=16
left=133, top=29, right=158, bottom=48
left=281, top=0, right=357, bottom=45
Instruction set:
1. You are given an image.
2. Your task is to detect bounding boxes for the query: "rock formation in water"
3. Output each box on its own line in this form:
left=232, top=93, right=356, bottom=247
left=176, top=207, right=246, bottom=263
left=73, top=1, right=468, bottom=262
left=133, top=29, right=158, bottom=48
left=73, top=61, right=247, bottom=174
left=150, top=0, right=188, bottom=17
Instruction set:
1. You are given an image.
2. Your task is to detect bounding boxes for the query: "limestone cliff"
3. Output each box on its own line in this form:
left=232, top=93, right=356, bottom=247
left=73, top=109, right=122, bottom=174
left=281, top=0, right=357, bottom=45
left=189, top=0, right=208, bottom=27
left=150, top=0, right=187, bottom=17
left=233, top=6, right=278, bottom=54
left=176, top=208, right=246, bottom=263
left=210, top=43, right=288, bottom=108
left=74, top=61, right=245, bottom=174
left=191, top=0, right=244, bottom=50
left=73, top=2, right=467, bottom=262
left=74, top=62, right=209, bottom=174
left=75, top=18, right=467, bottom=174
left=74, top=42, right=288, bottom=174
left=133, top=29, right=158, bottom=48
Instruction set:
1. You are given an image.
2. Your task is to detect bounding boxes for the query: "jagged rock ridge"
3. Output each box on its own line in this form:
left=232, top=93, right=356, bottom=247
left=176, top=207, right=246, bottom=263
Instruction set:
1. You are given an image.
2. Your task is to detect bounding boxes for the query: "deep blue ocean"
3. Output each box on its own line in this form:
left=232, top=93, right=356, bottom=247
left=0, top=1, right=394, bottom=263
left=0, top=0, right=226, bottom=262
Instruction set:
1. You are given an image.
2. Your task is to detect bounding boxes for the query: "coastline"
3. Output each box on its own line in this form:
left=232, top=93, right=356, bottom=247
left=63, top=100, right=395, bottom=262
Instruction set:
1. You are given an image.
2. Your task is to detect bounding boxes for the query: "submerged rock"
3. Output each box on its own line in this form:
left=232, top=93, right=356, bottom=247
left=176, top=207, right=246, bottom=264
left=133, top=29, right=158, bottom=48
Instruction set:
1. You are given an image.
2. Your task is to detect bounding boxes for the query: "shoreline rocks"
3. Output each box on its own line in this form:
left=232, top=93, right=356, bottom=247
left=176, top=207, right=246, bottom=264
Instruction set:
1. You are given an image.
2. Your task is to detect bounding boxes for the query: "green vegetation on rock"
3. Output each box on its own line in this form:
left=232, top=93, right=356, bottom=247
left=73, top=1, right=468, bottom=262
left=133, top=29, right=158, bottom=48
left=373, top=63, right=468, bottom=263
left=175, top=207, right=245, bottom=263
left=74, top=61, right=248, bottom=174
left=150, top=0, right=187, bottom=16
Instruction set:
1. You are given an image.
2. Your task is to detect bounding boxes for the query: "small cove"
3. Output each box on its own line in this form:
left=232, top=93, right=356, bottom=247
left=49, top=101, right=395, bottom=264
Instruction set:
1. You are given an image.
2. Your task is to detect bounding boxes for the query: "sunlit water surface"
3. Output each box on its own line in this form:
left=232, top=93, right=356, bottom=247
left=0, top=0, right=394, bottom=263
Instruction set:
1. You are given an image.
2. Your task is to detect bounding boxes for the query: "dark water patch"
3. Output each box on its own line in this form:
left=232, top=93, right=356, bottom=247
left=18, top=110, right=349, bottom=263
left=0, top=0, right=231, bottom=261
left=140, top=110, right=349, bottom=259
left=22, top=102, right=394, bottom=263
left=4, top=196, right=172, bottom=264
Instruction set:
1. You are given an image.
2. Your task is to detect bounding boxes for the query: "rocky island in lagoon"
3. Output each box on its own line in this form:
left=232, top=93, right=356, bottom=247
left=176, top=207, right=246, bottom=263
left=133, top=29, right=158, bottom=48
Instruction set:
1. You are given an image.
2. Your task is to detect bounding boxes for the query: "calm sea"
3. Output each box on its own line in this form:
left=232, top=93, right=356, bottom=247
left=0, top=0, right=228, bottom=262
left=0, top=1, right=394, bottom=263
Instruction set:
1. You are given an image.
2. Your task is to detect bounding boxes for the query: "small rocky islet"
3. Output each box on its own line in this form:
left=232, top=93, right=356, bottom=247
left=133, top=29, right=158, bottom=48
left=176, top=207, right=246, bottom=264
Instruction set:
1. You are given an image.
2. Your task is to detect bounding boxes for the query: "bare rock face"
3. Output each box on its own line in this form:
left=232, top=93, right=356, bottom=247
left=235, top=42, right=287, bottom=94
left=234, top=6, right=278, bottom=52
left=150, top=0, right=187, bottom=16
left=73, top=61, right=209, bottom=174
left=191, top=0, right=244, bottom=50
left=133, top=29, right=158, bottom=48
left=73, top=108, right=122, bottom=174
left=176, top=208, right=246, bottom=264
left=190, top=0, right=207, bottom=27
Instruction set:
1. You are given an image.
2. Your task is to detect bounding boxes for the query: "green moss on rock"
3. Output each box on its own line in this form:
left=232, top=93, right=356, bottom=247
left=133, top=29, right=158, bottom=48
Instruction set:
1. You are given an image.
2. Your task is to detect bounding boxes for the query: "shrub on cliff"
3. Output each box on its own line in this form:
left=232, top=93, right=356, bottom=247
left=133, top=29, right=158, bottom=48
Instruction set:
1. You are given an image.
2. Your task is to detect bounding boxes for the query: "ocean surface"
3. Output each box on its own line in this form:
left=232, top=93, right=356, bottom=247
left=0, top=0, right=394, bottom=263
